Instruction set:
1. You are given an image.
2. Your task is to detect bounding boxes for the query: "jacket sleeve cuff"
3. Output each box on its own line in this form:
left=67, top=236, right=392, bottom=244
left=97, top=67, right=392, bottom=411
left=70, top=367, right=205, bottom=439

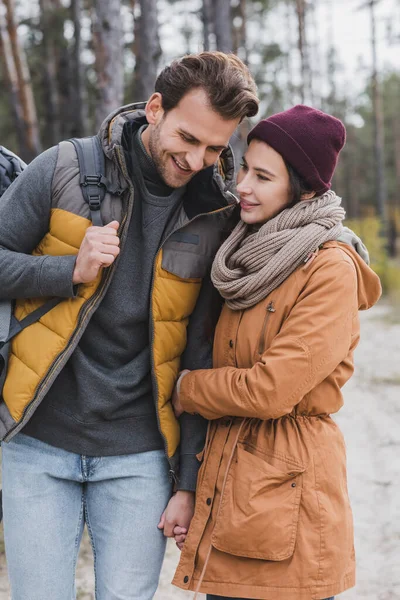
left=176, top=453, right=201, bottom=492
left=39, top=255, right=78, bottom=298
left=180, top=371, right=197, bottom=414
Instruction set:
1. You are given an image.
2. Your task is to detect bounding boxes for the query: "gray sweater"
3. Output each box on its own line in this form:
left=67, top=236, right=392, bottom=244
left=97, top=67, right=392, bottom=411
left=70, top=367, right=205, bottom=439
left=22, top=127, right=187, bottom=457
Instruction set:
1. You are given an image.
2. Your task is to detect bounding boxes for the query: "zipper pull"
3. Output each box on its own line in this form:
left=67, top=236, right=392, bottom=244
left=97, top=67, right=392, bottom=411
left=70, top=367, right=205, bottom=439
left=267, top=301, right=276, bottom=312
left=168, top=469, right=178, bottom=484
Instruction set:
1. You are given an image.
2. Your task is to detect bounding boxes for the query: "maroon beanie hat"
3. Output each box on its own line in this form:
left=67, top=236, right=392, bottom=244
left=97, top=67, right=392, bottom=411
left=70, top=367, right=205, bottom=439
left=247, top=105, right=346, bottom=194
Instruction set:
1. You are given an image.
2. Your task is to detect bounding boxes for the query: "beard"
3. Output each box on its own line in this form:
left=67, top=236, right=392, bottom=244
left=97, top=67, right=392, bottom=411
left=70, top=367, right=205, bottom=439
left=148, top=120, right=168, bottom=181
left=147, top=120, right=195, bottom=189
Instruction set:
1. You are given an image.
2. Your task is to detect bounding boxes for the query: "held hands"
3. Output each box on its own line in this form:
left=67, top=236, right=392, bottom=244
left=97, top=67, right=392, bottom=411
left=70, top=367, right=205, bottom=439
left=72, top=220, right=120, bottom=284
left=157, top=490, right=195, bottom=550
left=172, top=369, right=190, bottom=418
left=158, top=371, right=193, bottom=549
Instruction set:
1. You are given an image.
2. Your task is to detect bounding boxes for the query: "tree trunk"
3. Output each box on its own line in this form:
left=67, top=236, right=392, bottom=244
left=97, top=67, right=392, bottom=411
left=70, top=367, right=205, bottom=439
left=40, top=0, right=76, bottom=141
left=3, top=0, right=41, bottom=159
left=202, top=0, right=213, bottom=51
left=50, top=0, right=73, bottom=141
left=324, top=0, right=336, bottom=111
left=133, top=0, right=161, bottom=102
left=233, top=0, right=247, bottom=63
left=394, top=115, right=400, bottom=212
left=0, top=1, right=25, bottom=154
left=70, top=0, right=88, bottom=136
left=295, top=0, right=308, bottom=104
left=39, top=0, right=62, bottom=146
left=285, top=0, right=295, bottom=105
left=93, top=0, right=124, bottom=129
left=369, top=0, right=387, bottom=223
left=213, top=0, right=233, bottom=53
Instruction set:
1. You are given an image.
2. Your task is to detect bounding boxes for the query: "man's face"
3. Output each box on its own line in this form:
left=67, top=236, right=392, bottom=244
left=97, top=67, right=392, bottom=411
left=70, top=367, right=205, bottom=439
left=142, top=89, right=241, bottom=188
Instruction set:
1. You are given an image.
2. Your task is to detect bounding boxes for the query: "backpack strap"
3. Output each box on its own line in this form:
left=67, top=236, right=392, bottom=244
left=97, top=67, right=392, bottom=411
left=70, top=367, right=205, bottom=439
left=0, top=299, right=12, bottom=346
left=5, top=297, right=63, bottom=342
left=0, top=146, right=25, bottom=196
left=69, top=136, right=123, bottom=226
left=1, top=138, right=124, bottom=381
left=0, top=151, right=14, bottom=181
left=0, top=296, right=64, bottom=401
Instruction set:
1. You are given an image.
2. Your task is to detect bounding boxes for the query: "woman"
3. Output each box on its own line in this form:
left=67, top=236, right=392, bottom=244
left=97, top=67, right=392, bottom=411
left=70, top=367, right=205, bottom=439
left=170, top=105, right=382, bottom=600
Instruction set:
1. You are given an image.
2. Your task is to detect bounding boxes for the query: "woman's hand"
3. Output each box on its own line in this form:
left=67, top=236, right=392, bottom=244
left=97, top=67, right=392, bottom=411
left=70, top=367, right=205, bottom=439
left=172, top=369, right=190, bottom=418
left=173, top=524, right=188, bottom=550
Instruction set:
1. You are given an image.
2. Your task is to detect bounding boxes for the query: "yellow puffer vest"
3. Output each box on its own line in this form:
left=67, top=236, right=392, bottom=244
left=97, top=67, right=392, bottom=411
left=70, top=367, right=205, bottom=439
left=0, top=105, right=237, bottom=473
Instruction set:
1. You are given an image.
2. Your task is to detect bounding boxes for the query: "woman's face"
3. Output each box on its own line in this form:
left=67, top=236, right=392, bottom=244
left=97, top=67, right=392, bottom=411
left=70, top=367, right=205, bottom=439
left=236, top=139, right=292, bottom=225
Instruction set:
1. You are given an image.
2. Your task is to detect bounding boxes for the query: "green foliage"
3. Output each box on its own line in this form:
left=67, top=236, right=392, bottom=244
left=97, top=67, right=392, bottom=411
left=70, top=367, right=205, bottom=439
left=346, top=217, right=400, bottom=295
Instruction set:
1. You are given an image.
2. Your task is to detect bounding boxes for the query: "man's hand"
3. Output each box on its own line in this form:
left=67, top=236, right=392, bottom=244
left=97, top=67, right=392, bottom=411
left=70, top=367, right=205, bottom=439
left=157, top=490, right=195, bottom=547
left=172, top=370, right=190, bottom=418
left=72, top=220, right=120, bottom=284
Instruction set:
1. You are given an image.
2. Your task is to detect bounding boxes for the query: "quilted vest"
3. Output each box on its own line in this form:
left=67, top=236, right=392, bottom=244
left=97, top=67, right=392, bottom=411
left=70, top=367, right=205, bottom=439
left=0, top=105, right=237, bottom=471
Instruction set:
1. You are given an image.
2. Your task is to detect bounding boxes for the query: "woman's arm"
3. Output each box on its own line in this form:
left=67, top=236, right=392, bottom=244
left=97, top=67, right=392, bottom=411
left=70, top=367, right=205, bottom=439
left=179, top=255, right=358, bottom=420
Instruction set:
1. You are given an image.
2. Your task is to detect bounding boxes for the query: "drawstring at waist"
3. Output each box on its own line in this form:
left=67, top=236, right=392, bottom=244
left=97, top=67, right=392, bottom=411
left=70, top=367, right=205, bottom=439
left=193, top=419, right=246, bottom=599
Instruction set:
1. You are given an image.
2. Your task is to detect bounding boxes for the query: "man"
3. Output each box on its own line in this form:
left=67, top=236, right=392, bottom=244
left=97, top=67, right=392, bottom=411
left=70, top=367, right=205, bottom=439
left=0, top=52, right=258, bottom=599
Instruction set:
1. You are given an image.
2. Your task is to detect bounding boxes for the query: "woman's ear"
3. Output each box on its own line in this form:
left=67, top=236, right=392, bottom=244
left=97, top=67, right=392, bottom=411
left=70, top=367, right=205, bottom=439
left=301, top=191, right=317, bottom=201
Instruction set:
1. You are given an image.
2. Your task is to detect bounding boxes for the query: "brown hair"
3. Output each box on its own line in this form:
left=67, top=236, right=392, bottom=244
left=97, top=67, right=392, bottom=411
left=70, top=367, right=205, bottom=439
left=285, top=160, right=314, bottom=206
left=155, top=52, right=259, bottom=121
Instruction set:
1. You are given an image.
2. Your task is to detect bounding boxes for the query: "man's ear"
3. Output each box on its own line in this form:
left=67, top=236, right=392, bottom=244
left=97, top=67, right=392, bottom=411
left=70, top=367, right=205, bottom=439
left=145, top=93, right=164, bottom=125
left=301, top=191, right=317, bottom=201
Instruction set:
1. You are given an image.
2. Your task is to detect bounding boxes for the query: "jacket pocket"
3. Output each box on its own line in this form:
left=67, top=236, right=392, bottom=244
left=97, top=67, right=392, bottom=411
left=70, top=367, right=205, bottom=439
left=257, top=300, right=276, bottom=356
left=212, top=443, right=305, bottom=561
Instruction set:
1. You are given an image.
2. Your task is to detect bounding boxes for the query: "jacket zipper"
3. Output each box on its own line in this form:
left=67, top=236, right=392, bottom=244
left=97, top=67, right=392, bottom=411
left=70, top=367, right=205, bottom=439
left=4, top=145, right=133, bottom=442
left=149, top=202, right=236, bottom=481
left=258, top=301, right=276, bottom=356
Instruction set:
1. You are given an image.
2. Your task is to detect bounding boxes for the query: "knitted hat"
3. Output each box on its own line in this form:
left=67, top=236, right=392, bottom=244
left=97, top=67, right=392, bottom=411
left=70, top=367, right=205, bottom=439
left=247, top=105, right=346, bottom=194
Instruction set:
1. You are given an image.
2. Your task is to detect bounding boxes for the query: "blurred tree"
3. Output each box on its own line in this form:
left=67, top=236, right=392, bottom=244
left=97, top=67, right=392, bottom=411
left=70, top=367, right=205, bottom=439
left=214, top=0, right=232, bottom=53
left=70, top=0, right=88, bottom=136
left=39, top=0, right=62, bottom=145
left=295, top=0, right=311, bottom=104
left=0, top=1, right=25, bottom=152
left=369, top=0, right=387, bottom=223
left=0, top=0, right=41, bottom=160
left=202, top=0, right=212, bottom=51
left=93, top=0, right=124, bottom=128
left=132, top=0, right=161, bottom=102
left=232, top=0, right=248, bottom=63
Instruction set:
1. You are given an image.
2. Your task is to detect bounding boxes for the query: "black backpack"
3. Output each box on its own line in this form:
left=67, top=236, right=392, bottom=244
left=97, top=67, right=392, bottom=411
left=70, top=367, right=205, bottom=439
left=0, top=136, right=121, bottom=380
left=0, top=146, right=27, bottom=522
left=0, top=146, right=26, bottom=193
left=0, top=139, right=121, bottom=522
left=0, top=137, right=121, bottom=393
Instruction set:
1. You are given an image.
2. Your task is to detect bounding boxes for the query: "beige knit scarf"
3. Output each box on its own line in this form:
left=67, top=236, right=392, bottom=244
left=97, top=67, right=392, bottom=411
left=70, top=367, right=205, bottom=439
left=211, top=190, right=345, bottom=310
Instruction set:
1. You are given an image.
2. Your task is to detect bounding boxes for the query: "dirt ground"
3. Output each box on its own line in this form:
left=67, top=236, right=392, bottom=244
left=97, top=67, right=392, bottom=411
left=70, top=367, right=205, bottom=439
left=0, top=302, right=399, bottom=599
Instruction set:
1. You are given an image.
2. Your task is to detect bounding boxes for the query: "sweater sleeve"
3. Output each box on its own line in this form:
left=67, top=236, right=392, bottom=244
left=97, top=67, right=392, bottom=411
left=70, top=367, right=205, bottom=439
left=179, top=257, right=358, bottom=421
left=0, top=145, right=77, bottom=300
left=176, top=274, right=224, bottom=491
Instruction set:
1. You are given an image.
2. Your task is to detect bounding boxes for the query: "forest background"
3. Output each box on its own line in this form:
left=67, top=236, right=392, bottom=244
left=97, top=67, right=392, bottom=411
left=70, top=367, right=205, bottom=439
left=0, top=0, right=400, bottom=289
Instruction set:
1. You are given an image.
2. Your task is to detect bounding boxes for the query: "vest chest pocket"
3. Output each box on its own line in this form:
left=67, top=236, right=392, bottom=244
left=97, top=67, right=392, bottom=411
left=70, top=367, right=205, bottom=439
left=212, top=443, right=305, bottom=561
left=162, top=233, right=218, bottom=280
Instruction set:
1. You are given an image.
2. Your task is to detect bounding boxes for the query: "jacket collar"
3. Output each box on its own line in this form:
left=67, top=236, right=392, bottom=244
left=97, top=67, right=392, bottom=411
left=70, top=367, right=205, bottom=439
left=98, top=103, right=237, bottom=212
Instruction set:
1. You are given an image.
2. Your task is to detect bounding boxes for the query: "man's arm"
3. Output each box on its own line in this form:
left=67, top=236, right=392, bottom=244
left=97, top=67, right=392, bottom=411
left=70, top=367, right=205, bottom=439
left=159, top=276, right=223, bottom=543
left=176, top=274, right=224, bottom=491
left=0, top=146, right=77, bottom=300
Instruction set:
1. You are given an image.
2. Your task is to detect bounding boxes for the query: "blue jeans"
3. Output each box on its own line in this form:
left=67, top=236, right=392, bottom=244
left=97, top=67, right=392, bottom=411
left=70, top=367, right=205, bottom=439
left=2, top=433, right=172, bottom=600
left=207, top=597, right=335, bottom=599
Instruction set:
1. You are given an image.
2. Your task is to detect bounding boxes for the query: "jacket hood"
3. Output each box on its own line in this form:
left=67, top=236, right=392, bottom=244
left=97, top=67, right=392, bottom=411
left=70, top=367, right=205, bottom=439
left=337, top=242, right=382, bottom=310
left=97, top=102, right=237, bottom=211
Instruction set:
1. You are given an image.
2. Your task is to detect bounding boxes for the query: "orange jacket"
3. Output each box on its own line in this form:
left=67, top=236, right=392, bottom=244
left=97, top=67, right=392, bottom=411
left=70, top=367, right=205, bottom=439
left=173, top=241, right=381, bottom=600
